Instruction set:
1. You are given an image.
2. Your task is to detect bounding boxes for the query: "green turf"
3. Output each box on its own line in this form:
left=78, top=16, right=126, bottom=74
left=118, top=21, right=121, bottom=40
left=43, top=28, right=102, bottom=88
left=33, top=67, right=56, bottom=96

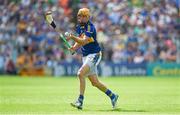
left=0, top=76, right=180, bottom=114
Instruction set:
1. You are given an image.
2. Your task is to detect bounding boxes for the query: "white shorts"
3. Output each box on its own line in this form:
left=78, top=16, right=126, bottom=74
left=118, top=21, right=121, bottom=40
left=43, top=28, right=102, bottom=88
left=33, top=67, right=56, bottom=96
left=81, top=52, right=102, bottom=76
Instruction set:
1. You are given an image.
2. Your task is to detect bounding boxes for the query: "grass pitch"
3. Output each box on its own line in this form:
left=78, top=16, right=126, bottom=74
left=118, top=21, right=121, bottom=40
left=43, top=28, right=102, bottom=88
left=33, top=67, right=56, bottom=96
left=0, top=76, right=180, bottom=114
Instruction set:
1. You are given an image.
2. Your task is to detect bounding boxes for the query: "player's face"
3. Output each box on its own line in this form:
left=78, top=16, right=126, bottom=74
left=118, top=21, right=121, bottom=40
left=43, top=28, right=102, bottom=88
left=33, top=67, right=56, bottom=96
left=77, top=15, right=88, bottom=25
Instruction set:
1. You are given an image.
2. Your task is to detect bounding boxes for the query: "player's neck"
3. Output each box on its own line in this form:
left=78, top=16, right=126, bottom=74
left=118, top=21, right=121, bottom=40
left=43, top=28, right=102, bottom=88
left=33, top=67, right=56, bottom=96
left=79, top=21, right=90, bottom=26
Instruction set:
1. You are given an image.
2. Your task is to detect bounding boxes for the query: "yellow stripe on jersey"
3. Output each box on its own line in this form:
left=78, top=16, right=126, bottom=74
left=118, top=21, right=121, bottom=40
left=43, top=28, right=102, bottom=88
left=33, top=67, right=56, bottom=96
left=88, top=24, right=90, bottom=31
left=87, top=37, right=94, bottom=43
left=80, top=33, right=94, bottom=43
left=87, top=24, right=93, bottom=33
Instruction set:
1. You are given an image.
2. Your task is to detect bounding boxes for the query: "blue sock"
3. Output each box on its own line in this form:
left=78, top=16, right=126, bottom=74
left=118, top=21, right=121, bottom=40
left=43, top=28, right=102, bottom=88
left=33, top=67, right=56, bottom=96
left=105, top=89, right=115, bottom=100
left=78, top=95, right=84, bottom=103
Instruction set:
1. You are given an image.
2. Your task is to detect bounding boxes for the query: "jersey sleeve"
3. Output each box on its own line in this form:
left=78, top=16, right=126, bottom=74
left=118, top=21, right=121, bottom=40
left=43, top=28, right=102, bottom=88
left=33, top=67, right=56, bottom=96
left=85, top=24, right=95, bottom=43
left=85, top=24, right=94, bottom=38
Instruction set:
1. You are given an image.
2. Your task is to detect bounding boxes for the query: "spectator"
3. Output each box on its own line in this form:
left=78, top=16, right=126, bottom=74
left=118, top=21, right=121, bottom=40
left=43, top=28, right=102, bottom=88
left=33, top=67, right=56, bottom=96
left=0, top=52, right=5, bottom=74
left=5, top=56, right=17, bottom=75
left=134, top=50, right=144, bottom=64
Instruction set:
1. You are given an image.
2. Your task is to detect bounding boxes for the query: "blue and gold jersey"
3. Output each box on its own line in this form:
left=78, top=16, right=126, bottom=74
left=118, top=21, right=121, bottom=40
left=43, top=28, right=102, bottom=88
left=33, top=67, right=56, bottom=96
left=76, top=21, right=101, bottom=56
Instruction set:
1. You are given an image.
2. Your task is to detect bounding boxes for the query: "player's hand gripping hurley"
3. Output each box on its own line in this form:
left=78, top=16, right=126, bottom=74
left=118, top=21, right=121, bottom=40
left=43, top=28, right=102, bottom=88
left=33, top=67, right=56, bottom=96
left=44, top=11, right=75, bottom=55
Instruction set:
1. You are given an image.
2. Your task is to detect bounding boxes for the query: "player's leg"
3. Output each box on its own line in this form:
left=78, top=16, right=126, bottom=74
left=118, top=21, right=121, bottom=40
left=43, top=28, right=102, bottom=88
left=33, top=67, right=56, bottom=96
left=88, top=74, right=107, bottom=92
left=71, top=63, right=90, bottom=109
left=78, top=64, right=90, bottom=98
left=87, top=52, right=118, bottom=108
left=88, top=74, right=119, bottom=108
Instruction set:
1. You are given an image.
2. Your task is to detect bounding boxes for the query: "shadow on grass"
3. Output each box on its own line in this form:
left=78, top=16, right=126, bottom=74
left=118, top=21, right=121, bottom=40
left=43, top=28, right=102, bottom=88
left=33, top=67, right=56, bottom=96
left=97, top=107, right=146, bottom=112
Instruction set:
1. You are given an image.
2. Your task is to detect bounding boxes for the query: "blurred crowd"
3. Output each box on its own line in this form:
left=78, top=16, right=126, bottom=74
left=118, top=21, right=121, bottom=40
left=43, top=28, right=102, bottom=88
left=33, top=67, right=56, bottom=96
left=0, top=0, right=179, bottom=75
